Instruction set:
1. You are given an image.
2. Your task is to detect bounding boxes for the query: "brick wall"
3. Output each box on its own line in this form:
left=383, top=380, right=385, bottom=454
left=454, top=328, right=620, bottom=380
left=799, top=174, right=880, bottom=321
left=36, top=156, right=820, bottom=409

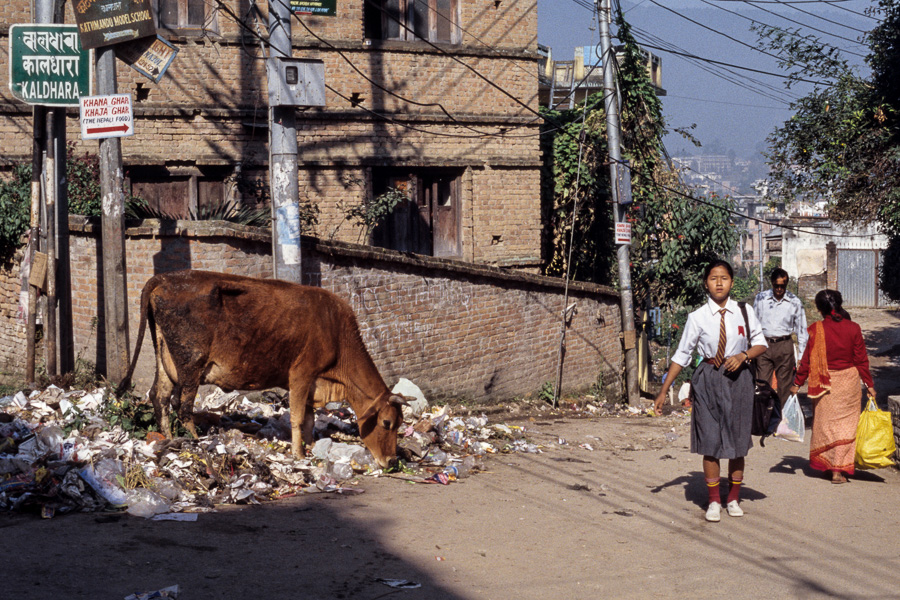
left=0, top=220, right=623, bottom=403
left=798, top=272, right=827, bottom=303
left=0, top=249, right=27, bottom=379
left=0, top=1, right=543, bottom=269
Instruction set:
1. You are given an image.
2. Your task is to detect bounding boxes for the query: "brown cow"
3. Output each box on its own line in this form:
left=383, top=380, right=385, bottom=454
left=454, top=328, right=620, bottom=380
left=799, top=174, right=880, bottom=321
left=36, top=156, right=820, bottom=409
left=117, top=270, right=406, bottom=468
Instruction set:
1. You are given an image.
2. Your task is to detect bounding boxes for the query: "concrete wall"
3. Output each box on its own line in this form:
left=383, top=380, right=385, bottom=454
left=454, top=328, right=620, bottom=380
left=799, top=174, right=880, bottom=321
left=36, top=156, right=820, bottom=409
left=782, top=218, right=888, bottom=280
left=0, top=220, right=623, bottom=403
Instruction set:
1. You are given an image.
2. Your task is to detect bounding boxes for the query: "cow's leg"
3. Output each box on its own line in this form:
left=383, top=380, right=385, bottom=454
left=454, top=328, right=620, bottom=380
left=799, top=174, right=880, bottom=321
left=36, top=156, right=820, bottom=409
left=150, top=340, right=176, bottom=438
left=150, top=327, right=181, bottom=439
left=288, top=371, right=316, bottom=459
left=175, top=382, right=201, bottom=439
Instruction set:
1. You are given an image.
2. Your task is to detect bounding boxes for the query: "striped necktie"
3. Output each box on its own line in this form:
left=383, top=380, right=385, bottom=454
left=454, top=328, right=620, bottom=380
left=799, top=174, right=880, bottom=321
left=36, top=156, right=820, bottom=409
left=713, top=309, right=727, bottom=368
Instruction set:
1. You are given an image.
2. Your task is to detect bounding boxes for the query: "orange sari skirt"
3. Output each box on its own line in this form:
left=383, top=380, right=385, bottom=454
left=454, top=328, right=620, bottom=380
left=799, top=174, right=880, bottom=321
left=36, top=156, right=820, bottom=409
left=809, top=367, right=862, bottom=475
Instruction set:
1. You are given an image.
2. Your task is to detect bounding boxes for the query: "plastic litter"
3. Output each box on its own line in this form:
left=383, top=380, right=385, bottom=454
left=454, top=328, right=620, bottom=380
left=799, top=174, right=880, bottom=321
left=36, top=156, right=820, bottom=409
left=376, top=579, right=421, bottom=589
left=78, top=461, right=128, bottom=508
left=391, top=378, right=429, bottom=420
left=0, top=380, right=550, bottom=514
left=124, top=584, right=179, bottom=600
left=126, top=488, right=171, bottom=518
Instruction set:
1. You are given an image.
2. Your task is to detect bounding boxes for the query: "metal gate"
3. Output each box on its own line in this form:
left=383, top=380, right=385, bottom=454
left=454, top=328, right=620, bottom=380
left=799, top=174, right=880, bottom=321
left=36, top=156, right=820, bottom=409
left=837, top=249, right=877, bottom=307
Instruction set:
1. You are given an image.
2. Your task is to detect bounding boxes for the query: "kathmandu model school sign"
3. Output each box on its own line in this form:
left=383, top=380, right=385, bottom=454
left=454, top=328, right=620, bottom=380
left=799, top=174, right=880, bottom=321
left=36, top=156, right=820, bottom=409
left=8, top=24, right=93, bottom=106
left=73, top=0, right=155, bottom=49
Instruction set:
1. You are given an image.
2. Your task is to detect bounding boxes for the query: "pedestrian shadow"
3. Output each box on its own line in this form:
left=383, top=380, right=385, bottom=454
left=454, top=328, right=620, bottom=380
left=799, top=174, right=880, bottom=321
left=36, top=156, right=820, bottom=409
left=769, top=455, right=818, bottom=478
left=650, top=471, right=767, bottom=508
left=851, top=470, right=888, bottom=483
left=769, top=455, right=890, bottom=483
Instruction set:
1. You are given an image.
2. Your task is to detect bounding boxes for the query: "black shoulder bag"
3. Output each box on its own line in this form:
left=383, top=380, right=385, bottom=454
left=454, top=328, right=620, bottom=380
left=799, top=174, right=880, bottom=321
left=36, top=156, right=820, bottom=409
left=738, top=302, right=782, bottom=444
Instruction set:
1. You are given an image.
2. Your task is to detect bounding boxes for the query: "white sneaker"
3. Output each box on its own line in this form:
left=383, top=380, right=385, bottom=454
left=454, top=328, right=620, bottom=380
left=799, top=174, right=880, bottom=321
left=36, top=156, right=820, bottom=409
left=726, top=500, right=743, bottom=517
left=705, top=502, right=721, bottom=522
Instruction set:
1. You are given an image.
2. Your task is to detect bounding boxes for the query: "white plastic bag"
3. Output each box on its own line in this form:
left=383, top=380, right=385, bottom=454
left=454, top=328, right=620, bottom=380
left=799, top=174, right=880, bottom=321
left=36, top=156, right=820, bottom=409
left=775, top=393, right=805, bottom=442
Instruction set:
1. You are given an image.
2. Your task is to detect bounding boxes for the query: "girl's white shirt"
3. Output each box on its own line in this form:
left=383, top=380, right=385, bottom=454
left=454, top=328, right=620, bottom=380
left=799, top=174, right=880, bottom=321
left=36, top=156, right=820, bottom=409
left=671, top=297, right=767, bottom=367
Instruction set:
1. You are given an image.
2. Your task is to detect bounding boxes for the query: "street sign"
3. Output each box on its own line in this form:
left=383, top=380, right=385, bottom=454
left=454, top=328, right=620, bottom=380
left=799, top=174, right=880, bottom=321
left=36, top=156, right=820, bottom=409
left=615, top=160, right=633, bottom=205
left=115, top=35, right=178, bottom=83
left=8, top=24, right=93, bottom=106
left=290, top=0, right=337, bottom=16
left=72, top=0, right=156, bottom=49
left=79, top=93, right=134, bottom=139
left=615, top=222, right=632, bottom=245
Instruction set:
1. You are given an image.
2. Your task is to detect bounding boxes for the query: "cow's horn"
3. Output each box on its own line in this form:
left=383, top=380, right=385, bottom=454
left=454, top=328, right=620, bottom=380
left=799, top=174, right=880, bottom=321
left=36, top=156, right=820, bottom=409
left=389, top=394, right=411, bottom=406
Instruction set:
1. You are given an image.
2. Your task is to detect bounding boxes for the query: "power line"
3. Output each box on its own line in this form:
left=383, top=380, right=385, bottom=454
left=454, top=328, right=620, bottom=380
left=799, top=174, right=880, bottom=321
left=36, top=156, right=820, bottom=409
left=747, top=0, right=871, bottom=34
left=615, top=153, right=876, bottom=239
left=212, top=0, right=544, bottom=139
left=645, top=0, right=830, bottom=69
left=663, top=93, right=788, bottom=109
left=630, top=26, right=799, bottom=103
left=633, top=40, right=836, bottom=87
left=698, top=0, right=869, bottom=56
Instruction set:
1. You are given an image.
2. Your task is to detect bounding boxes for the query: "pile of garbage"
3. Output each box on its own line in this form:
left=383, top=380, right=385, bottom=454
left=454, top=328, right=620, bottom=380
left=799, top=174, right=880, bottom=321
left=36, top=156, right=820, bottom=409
left=0, top=379, right=537, bottom=518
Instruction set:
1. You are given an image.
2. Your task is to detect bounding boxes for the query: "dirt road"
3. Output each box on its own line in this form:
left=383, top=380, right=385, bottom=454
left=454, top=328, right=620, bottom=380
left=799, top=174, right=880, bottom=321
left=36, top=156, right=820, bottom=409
left=3, top=309, right=899, bottom=600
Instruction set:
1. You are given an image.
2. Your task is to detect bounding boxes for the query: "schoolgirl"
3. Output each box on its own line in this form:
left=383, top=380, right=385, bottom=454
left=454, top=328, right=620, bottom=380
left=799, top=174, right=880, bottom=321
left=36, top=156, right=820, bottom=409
left=654, top=260, right=768, bottom=522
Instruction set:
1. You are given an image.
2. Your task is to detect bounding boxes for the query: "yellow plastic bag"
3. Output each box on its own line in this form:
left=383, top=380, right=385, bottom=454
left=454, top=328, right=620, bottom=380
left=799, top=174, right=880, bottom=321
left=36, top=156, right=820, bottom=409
left=855, top=398, right=897, bottom=470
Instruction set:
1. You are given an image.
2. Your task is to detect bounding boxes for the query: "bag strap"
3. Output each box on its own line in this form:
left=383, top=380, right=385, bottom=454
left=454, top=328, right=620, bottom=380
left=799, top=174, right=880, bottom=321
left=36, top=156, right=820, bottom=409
left=739, top=302, right=758, bottom=378
left=738, top=302, right=751, bottom=353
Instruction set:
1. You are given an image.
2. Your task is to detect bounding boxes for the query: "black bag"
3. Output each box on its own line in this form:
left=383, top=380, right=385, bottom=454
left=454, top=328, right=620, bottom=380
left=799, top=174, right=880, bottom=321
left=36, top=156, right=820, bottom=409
left=739, top=302, right=783, bottom=444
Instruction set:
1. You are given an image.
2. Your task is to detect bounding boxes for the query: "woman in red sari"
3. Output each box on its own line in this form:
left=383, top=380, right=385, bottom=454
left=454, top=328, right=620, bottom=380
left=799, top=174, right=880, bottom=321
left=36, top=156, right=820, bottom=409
left=789, top=290, right=876, bottom=484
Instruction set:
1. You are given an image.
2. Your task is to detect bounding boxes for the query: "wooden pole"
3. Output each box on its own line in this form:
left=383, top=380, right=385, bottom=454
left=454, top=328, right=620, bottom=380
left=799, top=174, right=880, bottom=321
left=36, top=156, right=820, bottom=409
left=44, top=115, right=57, bottom=377
left=96, top=46, right=130, bottom=381
left=52, top=106, right=74, bottom=374
left=26, top=106, right=45, bottom=385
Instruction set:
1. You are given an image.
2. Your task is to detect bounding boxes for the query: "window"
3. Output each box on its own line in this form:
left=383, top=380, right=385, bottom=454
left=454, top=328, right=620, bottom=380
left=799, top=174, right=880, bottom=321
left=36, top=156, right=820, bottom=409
left=127, top=166, right=231, bottom=219
left=155, top=0, right=217, bottom=33
left=364, top=0, right=459, bottom=44
left=371, top=169, right=462, bottom=258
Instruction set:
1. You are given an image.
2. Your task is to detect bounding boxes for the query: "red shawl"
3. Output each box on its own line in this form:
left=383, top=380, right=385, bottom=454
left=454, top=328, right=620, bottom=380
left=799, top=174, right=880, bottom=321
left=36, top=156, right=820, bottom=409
left=807, top=321, right=831, bottom=399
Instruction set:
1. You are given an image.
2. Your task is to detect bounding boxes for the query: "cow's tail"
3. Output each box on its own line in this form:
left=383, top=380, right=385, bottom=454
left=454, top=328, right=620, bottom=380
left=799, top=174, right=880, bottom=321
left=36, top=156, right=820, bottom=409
left=115, top=276, right=160, bottom=396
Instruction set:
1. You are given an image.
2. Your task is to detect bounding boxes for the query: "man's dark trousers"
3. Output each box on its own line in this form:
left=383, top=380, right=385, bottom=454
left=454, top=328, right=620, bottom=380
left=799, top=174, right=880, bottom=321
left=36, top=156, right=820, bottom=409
left=756, top=338, right=795, bottom=407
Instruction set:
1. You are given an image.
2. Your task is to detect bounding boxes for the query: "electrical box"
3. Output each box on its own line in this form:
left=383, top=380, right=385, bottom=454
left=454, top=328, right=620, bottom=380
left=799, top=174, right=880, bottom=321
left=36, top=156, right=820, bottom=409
left=267, top=58, right=325, bottom=107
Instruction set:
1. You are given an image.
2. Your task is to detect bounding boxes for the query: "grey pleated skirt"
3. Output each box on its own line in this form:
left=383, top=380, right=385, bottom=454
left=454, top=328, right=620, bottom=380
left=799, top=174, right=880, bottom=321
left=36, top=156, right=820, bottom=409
left=690, top=362, right=754, bottom=459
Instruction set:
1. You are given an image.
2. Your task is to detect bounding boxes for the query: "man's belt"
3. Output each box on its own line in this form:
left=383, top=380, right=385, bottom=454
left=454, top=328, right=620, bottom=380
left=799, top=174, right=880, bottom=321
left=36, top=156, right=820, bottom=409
left=765, top=335, right=792, bottom=343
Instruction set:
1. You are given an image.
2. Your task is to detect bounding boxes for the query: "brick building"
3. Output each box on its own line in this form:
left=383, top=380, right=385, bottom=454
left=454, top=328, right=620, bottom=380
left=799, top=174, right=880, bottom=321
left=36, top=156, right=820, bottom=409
left=0, top=0, right=542, bottom=268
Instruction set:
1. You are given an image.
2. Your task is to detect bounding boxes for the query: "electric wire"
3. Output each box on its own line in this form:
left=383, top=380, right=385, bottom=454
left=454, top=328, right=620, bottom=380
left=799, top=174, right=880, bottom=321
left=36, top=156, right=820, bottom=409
left=645, top=0, right=832, bottom=70
left=630, top=25, right=799, bottom=103
left=698, top=0, right=869, bottom=55
left=212, top=0, right=553, bottom=139
left=746, top=0, right=871, bottom=34
left=601, top=35, right=869, bottom=241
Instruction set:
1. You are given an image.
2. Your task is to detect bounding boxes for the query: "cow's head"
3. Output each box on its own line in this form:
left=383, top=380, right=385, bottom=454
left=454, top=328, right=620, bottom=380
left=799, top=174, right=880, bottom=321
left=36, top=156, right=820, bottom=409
left=357, top=394, right=408, bottom=468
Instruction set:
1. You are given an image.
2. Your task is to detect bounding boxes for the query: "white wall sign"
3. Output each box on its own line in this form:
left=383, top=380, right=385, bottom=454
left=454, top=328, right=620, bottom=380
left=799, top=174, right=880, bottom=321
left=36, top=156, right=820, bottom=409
left=615, top=222, right=632, bottom=245
left=79, top=93, right=134, bottom=139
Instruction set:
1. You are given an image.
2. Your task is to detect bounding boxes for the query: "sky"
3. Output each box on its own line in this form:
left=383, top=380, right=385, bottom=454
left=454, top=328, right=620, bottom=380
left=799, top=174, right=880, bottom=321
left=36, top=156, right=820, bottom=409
left=537, top=0, right=879, bottom=160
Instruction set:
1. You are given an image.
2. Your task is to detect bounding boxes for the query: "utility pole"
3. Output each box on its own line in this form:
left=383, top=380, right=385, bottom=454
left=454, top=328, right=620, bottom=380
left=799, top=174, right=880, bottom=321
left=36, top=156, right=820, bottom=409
left=26, top=105, right=44, bottom=385
left=267, top=0, right=302, bottom=283
left=598, top=0, right=638, bottom=405
left=758, top=222, right=764, bottom=293
left=97, top=46, right=130, bottom=381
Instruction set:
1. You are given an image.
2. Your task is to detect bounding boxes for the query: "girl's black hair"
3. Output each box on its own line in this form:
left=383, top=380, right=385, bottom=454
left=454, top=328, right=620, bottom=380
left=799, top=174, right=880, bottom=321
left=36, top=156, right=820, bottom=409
left=703, top=259, right=734, bottom=280
left=814, top=289, right=852, bottom=322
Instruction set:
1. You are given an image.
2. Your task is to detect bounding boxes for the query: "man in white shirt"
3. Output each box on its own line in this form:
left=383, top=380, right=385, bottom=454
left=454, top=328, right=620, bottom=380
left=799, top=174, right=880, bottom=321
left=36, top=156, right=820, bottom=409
left=753, top=268, right=808, bottom=407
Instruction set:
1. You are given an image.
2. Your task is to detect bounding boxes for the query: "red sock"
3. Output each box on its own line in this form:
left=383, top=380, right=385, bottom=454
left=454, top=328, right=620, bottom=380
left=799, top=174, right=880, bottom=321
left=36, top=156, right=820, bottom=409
left=706, top=477, right=721, bottom=505
left=727, top=478, right=743, bottom=503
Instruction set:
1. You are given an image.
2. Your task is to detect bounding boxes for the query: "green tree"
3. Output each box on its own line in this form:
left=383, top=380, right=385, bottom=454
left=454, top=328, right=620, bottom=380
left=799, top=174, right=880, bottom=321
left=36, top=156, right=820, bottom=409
left=539, top=11, right=740, bottom=301
left=0, top=164, right=31, bottom=256
left=616, top=13, right=740, bottom=307
left=540, top=98, right=616, bottom=285
left=755, top=2, right=900, bottom=299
